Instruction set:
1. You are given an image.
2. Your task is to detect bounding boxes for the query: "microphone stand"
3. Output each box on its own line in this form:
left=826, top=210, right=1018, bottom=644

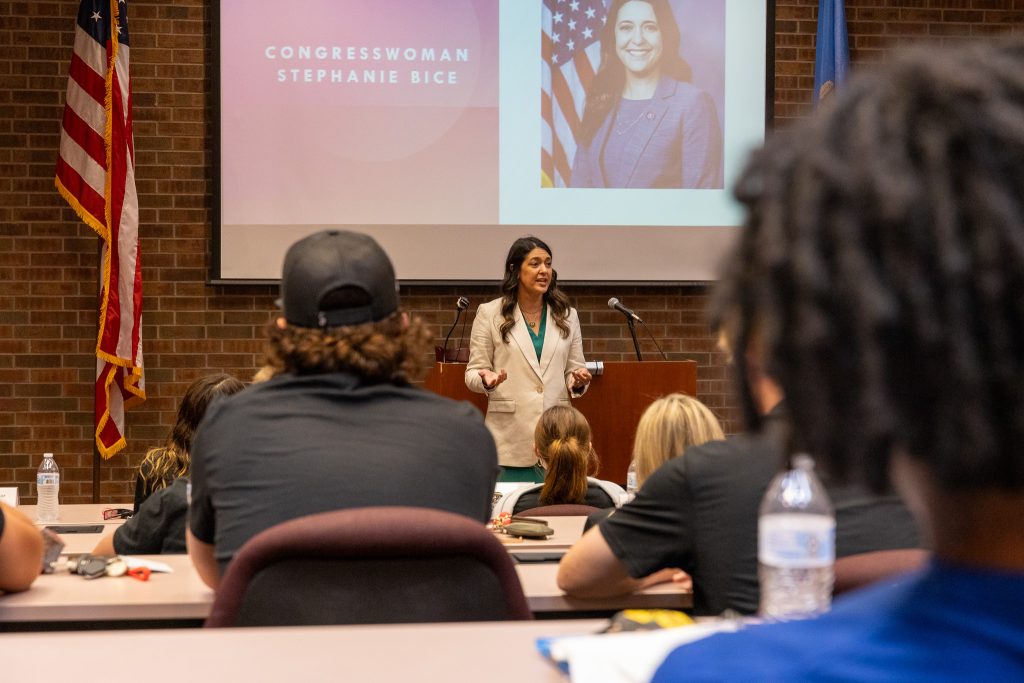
left=439, top=309, right=464, bottom=362
left=627, top=316, right=643, bottom=361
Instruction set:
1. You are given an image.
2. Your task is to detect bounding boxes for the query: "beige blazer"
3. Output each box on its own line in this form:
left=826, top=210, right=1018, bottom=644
left=465, top=298, right=588, bottom=467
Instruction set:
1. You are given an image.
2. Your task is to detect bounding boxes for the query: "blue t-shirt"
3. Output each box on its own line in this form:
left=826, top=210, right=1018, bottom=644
left=653, top=561, right=1024, bottom=682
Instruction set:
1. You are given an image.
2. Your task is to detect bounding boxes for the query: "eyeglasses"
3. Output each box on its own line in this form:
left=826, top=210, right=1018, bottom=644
left=102, top=508, right=133, bottom=520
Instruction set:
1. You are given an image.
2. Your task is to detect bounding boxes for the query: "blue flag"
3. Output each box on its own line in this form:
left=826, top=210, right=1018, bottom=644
left=813, top=0, right=850, bottom=106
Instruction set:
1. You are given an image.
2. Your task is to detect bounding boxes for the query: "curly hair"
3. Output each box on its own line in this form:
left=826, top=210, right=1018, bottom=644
left=632, top=393, right=725, bottom=485
left=579, top=0, right=692, bottom=147
left=498, top=236, right=572, bottom=343
left=264, top=311, right=432, bottom=384
left=535, top=405, right=598, bottom=505
left=711, top=40, right=1024, bottom=494
left=138, top=373, right=245, bottom=495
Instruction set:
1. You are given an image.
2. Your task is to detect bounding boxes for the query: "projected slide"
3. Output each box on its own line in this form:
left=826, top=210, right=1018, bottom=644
left=221, top=0, right=498, bottom=227
left=217, top=0, right=770, bottom=282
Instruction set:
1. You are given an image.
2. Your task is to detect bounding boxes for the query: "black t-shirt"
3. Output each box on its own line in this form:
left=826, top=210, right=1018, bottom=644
left=599, top=411, right=920, bottom=616
left=512, top=482, right=616, bottom=515
left=114, top=477, right=188, bottom=554
left=189, top=372, right=499, bottom=571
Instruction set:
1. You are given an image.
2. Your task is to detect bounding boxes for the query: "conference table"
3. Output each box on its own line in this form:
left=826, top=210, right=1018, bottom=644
left=3, top=504, right=692, bottom=630
left=2, top=619, right=607, bottom=680
left=27, top=503, right=128, bottom=554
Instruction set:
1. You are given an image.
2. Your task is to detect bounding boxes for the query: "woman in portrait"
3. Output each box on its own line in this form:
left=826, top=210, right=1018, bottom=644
left=570, top=0, right=723, bottom=189
left=465, top=236, right=591, bottom=482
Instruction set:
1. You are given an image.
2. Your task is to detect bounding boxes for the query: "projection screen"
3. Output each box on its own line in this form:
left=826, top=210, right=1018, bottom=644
left=214, top=0, right=773, bottom=283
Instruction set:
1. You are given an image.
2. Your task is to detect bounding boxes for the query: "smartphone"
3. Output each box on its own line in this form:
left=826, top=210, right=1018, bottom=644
left=45, top=524, right=105, bottom=534
left=510, top=552, right=565, bottom=563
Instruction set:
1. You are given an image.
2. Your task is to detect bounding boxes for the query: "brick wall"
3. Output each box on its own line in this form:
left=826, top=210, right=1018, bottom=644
left=2, top=0, right=1023, bottom=503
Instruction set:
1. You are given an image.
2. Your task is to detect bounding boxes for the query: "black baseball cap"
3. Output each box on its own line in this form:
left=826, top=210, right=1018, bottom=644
left=279, top=230, right=399, bottom=328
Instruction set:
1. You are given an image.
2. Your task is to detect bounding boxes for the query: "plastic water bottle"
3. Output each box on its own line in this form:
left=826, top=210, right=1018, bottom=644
left=758, top=454, right=834, bottom=620
left=624, top=460, right=639, bottom=503
left=36, top=452, right=60, bottom=522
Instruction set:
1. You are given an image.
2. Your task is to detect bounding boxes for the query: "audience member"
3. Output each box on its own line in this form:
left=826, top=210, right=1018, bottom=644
left=557, top=337, right=919, bottom=615
left=132, top=373, right=245, bottom=512
left=494, top=406, right=624, bottom=515
left=187, top=230, right=499, bottom=588
left=0, top=502, right=44, bottom=593
left=633, top=393, right=724, bottom=487
left=654, top=40, right=1024, bottom=680
left=92, top=374, right=245, bottom=556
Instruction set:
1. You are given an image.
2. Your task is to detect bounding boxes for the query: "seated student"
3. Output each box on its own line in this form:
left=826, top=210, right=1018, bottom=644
left=0, top=502, right=44, bottom=593
left=558, top=346, right=919, bottom=615
left=93, top=374, right=244, bottom=556
left=633, top=393, right=724, bottom=487
left=494, top=406, right=624, bottom=516
left=132, top=373, right=246, bottom=512
left=187, top=231, right=498, bottom=588
left=653, top=40, right=1024, bottom=680
left=580, top=392, right=726, bottom=533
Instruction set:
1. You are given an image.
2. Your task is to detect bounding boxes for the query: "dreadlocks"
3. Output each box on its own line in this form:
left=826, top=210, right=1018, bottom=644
left=712, top=40, right=1024, bottom=493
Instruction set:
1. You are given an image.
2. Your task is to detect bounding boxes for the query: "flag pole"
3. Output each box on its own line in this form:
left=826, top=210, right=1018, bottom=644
left=93, top=238, right=102, bottom=504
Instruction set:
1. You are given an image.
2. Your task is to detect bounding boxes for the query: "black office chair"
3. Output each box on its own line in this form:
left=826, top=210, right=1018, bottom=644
left=518, top=504, right=601, bottom=517
left=206, top=506, right=533, bottom=627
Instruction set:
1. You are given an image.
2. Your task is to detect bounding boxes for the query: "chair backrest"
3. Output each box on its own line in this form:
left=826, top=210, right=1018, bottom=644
left=205, top=506, right=532, bottom=627
left=833, top=548, right=929, bottom=596
left=518, top=504, right=600, bottom=517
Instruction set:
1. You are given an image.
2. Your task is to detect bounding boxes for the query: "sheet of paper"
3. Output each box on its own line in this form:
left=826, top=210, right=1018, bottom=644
left=539, top=621, right=740, bottom=683
left=121, top=556, right=174, bottom=573
left=0, top=487, right=19, bottom=506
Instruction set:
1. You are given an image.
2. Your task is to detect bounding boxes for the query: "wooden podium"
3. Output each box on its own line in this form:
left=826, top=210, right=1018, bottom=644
left=423, top=360, right=697, bottom=485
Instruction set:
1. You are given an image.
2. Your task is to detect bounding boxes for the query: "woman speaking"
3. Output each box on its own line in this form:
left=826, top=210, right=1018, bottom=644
left=466, top=236, right=592, bottom=482
left=570, top=0, right=722, bottom=189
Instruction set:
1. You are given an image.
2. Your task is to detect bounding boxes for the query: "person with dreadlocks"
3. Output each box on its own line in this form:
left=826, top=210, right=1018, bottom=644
left=652, top=40, right=1024, bottom=680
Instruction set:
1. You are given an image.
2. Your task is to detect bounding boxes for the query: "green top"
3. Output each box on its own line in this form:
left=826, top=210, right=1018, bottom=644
left=525, top=303, right=547, bottom=361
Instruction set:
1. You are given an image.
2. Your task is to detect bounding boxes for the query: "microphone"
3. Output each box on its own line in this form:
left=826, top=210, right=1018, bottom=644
left=608, top=297, right=643, bottom=323
left=440, top=297, right=469, bottom=362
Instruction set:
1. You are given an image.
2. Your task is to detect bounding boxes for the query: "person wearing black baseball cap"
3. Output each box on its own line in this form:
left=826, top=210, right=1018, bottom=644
left=186, top=230, right=499, bottom=589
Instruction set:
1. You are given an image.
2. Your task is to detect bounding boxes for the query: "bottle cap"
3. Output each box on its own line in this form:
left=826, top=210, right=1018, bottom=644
left=792, top=454, right=815, bottom=471
left=44, top=452, right=53, bottom=458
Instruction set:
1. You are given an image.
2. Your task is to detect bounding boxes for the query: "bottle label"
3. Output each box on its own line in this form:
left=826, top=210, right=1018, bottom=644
left=759, top=513, right=835, bottom=568
left=37, top=474, right=59, bottom=486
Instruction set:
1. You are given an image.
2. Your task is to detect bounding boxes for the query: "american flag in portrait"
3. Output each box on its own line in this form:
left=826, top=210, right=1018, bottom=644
left=55, top=0, right=144, bottom=458
left=541, top=0, right=609, bottom=188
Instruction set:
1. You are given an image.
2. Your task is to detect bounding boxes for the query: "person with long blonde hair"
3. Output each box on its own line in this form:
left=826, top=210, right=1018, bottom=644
left=495, top=406, right=624, bottom=515
left=632, top=393, right=724, bottom=486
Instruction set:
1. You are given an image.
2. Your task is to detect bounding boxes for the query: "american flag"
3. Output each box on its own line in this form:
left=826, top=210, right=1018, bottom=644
left=55, top=0, right=144, bottom=458
left=541, top=0, right=609, bottom=188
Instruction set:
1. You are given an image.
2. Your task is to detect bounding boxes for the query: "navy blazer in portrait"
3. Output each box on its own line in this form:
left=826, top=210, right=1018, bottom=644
left=570, top=77, right=723, bottom=189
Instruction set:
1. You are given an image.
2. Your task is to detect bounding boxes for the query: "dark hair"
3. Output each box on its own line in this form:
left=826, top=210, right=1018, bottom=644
left=138, top=373, right=245, bottom=492
left=264, top=310, right=432, bottom=384
left=498, top=236, right=572, bottom=343
left=579, top=0, right=691, bottom=146
left=535, top=406, right=598, bottom=505
left=711, top=40, right=1024, bottom=494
